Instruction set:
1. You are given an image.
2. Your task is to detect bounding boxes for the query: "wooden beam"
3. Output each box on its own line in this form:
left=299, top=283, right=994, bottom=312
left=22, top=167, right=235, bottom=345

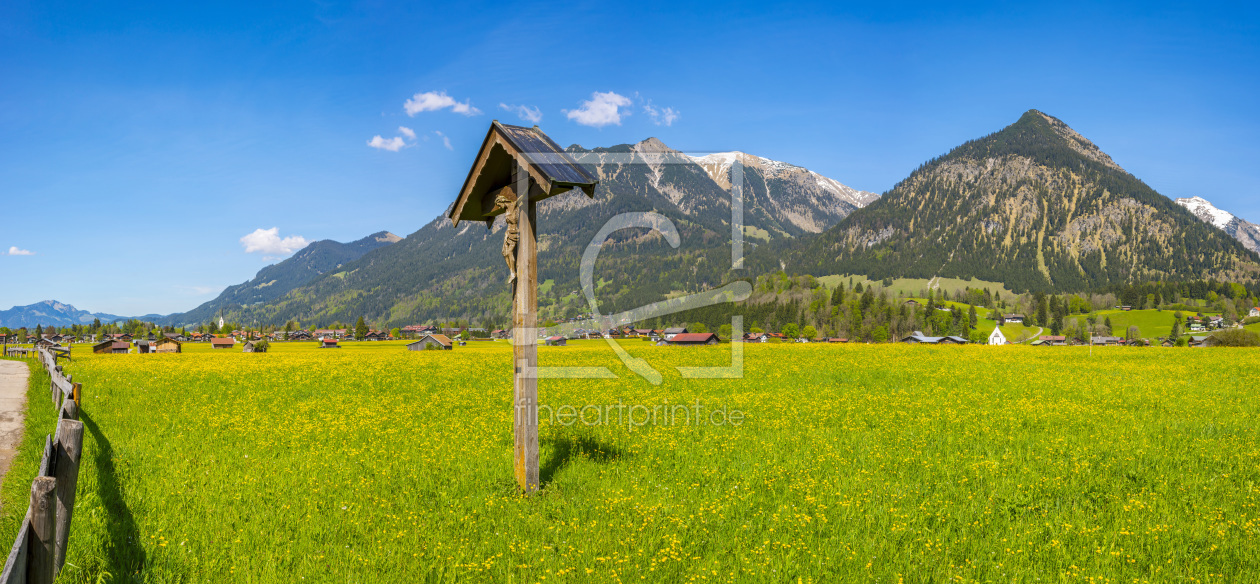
left=512, top=167, right=540, bottom=493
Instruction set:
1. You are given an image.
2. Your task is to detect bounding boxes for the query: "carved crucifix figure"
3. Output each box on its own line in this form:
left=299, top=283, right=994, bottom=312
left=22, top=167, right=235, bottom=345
left=494, top=191, right=521, bottom=292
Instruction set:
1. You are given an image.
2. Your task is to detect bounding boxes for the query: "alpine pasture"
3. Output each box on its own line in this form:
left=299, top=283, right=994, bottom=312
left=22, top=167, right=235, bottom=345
left=2, top=341, right=1258, bottom=582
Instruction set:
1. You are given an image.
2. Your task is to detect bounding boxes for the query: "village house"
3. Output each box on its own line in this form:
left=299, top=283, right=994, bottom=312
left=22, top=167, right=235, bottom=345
left=408, top=334, right=454, bottom=351
left=1003, top=314, right=1025, bottom=324
left=1038, top=335, right=1068, bottom=346
left=1092, top=336, right=1124, bottom=346
left=662, top=327, right=688, bottom=341
left=34, top=338, right=61, bottom=350
left=1250, top=307, right=1260, bottom=318
left=668, top=332, right=721, bottom=346
left=545, top=336, right=568, bottom=346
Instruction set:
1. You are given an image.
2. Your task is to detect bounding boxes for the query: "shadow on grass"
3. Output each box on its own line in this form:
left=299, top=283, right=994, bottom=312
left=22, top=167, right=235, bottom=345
left=540, top=435, right=624, bottom=489
left=81, top=412, right=146, bottom=579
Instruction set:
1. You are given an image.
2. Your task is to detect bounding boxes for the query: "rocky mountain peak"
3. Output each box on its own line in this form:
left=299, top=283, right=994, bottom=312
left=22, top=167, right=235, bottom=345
left=632, top=137, right=675, bottom=155
left=1030, top=110, right=1125, bottom=172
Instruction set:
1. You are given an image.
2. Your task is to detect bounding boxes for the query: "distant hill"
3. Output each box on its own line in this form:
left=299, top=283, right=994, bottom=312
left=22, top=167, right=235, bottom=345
left=758, top=110, right=1260, bottom=293
left=0, top=300, right=154, bottom=329
left=1175, top=196, right=1260, bottom=253
left=181, top=138, right=876, bottom=327
left=162, top=231, right=401, bottom=326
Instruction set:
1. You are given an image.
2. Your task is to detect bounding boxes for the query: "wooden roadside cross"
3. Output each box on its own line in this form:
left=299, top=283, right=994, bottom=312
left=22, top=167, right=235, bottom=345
left=448, top=121, right=599, bottom=493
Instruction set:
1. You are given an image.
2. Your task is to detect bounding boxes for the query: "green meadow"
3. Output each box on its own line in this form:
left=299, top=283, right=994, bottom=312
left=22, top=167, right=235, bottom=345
left=2, top=341, right=1259, bottom=582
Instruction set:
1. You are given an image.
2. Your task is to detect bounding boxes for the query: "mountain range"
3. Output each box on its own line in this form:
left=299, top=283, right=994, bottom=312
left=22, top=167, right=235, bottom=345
left=6, top=110, right=1259, bottom=330
left=138, top=139, right=876, bottom=328
left=0, top=300, right=159, bottom=329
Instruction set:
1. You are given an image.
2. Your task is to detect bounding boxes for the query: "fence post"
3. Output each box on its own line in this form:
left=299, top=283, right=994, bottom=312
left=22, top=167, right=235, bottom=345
left=27, top=478, right=56, bottom=584
left=52, top=420, right=82, bottom=578
left=60, top=399, right=78, bottom=422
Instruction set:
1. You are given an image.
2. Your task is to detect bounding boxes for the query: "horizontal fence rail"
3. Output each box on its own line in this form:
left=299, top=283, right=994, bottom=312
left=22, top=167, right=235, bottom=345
left=0, top=348, right=84, bottom=584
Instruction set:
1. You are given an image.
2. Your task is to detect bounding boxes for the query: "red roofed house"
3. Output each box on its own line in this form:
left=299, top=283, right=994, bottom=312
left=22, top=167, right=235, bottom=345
left=668, top=332, right=721, bottom=346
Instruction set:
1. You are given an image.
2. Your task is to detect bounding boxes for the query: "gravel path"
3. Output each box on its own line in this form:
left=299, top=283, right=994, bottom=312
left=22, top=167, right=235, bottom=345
left=0, top=360, right=30, bottom=495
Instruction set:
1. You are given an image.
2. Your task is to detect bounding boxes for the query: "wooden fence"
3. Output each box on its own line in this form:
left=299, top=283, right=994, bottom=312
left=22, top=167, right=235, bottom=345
left=0, top=348, right=83, bottom=584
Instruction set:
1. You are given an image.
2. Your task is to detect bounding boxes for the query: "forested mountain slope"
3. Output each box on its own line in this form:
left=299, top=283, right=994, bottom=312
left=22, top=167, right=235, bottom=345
left=759, top=110, right=1260, bottom=293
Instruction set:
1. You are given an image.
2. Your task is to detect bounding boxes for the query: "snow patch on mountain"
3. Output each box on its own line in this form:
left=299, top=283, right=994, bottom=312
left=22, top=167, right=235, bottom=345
left=1175, top=196, right=1235, bottom=229
left=1176, top=196, right=1260, bottom=253
left=685, top=151, right=878, bottom=209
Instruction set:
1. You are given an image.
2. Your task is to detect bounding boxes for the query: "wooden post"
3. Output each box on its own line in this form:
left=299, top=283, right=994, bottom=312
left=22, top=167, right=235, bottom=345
left=52, top=420, right=83, bottom=577
left=513, top=168, right=540, bottom=493
left=60, top=399, right=78, bottom=422
left=28, top=478, right=56, bottom=584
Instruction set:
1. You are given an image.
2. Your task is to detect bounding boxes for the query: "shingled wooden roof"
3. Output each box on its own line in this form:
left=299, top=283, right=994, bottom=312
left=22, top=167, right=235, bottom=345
left=448, top=121, right=598, bottom=227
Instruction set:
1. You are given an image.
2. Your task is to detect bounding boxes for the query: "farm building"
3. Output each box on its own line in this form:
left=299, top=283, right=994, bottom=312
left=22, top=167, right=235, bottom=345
left=407, top=334, right=453, bottom=351
left=1092, top=336, right=1123, bottom=346
left=135, top=339, right=152, bottom=354
left=988, top=327, right=1007, bottom=345
left=154, top=338, right=182, bottom=353
left=668, top=332, right=721, bottom=346
left=545, top=336, right=567, bottom=346
left=242, top=341, right=267, bottom=353
left=1038, top=335, right=1068, bottom=346
left=210, top=338, right=235, bottom=349
left=319, top=338, right=341, bottom=349
left=826, top=338, right=849, bottom=343
left=93, top=341, right=129, bottom=354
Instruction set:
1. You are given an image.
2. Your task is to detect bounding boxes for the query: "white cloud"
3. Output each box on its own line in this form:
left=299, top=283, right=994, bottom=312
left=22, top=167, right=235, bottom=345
left=367, top=135, right=407, bottom=152
left=240, top=228, right=310, bottom=256
left=499, top=103, right=543, bottom=123
left=398, top=126, right=416, bottom=140
left=404, top=91, right=481, bottom=116
left=434, top=131, right=453, bottom=150
left=644, top=103, right=680, bottom=126
left=5, top=246, right=34, bottom=256
left=564, top=91, right=633, bottom=128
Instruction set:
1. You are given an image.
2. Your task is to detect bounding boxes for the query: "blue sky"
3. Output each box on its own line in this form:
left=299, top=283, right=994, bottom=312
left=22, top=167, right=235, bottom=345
left=1, top=1, right=1257, bottom=316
